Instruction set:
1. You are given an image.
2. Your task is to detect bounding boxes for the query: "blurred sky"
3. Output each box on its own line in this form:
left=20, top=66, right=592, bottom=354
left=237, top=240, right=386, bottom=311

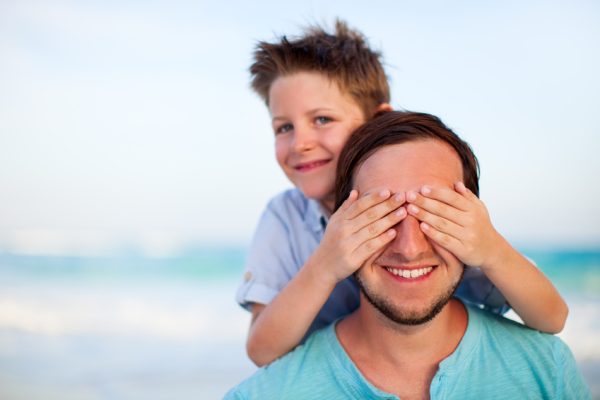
left=1, top=0, right=599, bottom=257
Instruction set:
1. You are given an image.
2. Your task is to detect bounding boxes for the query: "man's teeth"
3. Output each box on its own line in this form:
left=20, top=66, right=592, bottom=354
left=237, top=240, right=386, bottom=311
left=385, top=267, right=433, bottom=279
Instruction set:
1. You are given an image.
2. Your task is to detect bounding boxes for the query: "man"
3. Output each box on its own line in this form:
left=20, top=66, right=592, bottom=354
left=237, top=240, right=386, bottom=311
left=225, top=111, right=590, bottom=399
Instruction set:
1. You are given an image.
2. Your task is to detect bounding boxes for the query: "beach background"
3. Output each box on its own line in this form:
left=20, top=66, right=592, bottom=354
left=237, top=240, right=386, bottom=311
left=0, top=249, right=599, bottom=399
left=1, top=1, right=599, bottom=399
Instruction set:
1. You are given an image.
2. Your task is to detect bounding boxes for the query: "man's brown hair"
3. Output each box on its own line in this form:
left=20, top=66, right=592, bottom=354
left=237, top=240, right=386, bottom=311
left=249, top=20, right=390, bottom=118
left=334, top=111, right=480, bottom=211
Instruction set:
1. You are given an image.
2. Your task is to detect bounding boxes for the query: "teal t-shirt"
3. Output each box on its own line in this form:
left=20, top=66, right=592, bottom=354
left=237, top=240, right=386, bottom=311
left=225, top=303, right=590, bottom=399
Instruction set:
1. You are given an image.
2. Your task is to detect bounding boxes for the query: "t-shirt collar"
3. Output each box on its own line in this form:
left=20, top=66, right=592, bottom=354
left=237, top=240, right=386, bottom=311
left=436, top=301, right=480, bottom=375
left=325, top=321, right=399, bottom=399
left=324, top=300, right=480, bottom=397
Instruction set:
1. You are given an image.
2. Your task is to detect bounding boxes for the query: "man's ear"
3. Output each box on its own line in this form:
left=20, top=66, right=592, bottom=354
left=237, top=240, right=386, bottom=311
left=373, top=103, right=393, bottom=117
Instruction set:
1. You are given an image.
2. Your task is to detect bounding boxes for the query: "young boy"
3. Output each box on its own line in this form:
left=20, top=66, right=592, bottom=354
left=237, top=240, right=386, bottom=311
left=236, top=20, right=568, bottom=367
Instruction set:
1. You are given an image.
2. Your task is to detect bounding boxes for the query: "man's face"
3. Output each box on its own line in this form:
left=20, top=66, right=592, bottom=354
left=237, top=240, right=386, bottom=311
left=354, top=139, right=465, bottom=325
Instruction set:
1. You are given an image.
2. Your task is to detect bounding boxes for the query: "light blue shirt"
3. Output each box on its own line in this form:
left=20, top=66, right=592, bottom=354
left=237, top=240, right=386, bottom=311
left=236, top=189, right=508, bottom=338
left=224, top=303, right=591, bottom=399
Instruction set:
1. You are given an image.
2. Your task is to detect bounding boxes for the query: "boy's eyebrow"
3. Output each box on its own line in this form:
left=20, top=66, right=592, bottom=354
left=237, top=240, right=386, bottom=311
left=307, top=107, right=335, bottom=114
left=271, top=107, right=336, bottom=122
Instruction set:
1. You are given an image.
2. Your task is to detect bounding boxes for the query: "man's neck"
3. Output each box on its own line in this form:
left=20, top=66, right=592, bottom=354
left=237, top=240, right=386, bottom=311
left=336, top=298, right=468, bottom=400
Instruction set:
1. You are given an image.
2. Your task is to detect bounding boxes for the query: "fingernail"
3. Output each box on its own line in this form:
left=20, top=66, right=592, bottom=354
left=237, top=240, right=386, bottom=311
left=395, top=208, right=406, bottom=217
left=408, top=204, right=419, bottom=214
left=421, top=186, right=431, bottom=195
left=406, top=191, right=417, bottom=201
left=379, top=189, right=390, bottom=198
left=393, top=193, right=404, bottom=202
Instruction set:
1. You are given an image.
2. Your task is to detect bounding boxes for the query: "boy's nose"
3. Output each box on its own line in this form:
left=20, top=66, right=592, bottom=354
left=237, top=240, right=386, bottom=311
left=387, top=215, right=432, bottom=261
left=292, top=127, right=317, bottom=152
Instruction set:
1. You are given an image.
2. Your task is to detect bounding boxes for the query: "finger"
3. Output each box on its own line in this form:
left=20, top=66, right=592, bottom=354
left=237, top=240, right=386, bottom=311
left=420, top=222, right=463, bottom=255
left=363, top=242, right=388, bottom=269
left=349, top=192, right=406, bottom=233
left=406, top=191, right=465, bottom=226
left=407, top=202, right=464, bottom=236
left=352, top=206, right=407, bottom=245
left=353, top=228, right=397, bottom=265
left=344, top=189, right=392, bottom=220
left=337, top=189, right=359, bottom=213
left=411, top=185, right=471, bottom=212
left=454, top=181, right=478, bottom=201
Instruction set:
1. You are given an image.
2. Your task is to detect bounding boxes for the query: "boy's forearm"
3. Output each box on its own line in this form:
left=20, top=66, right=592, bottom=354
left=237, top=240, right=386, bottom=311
left=481, top=236, right=568, bottom=333
left=247, top=258, right=337, bottom=366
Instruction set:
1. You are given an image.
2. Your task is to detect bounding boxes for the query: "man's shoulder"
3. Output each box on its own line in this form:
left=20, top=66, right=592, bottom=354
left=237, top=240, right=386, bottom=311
left=467, top=304, right=572, bottom=362
left=455, top=305, right=590, bottom=398
left=469, top=304, right=563, bottom=348
left=224, top=325, right=341, bottom=400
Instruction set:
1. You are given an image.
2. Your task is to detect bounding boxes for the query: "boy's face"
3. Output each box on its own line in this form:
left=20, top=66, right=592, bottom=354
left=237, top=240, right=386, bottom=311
left=268, top=71, right=365, bottom=211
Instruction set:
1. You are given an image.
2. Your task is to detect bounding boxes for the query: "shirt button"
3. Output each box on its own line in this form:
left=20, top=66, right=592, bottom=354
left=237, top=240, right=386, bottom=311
left=244, top=271, right=252, bottom=282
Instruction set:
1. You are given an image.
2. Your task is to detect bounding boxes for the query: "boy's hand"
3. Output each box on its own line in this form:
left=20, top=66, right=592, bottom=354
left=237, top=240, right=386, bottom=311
left=405, top=182, right=503, bottom=270
left=310, top=189, right=407, bottom=286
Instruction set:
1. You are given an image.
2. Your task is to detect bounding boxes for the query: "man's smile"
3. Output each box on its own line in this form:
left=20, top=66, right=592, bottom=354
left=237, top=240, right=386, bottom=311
left=382, top=265, right=437, bottom=281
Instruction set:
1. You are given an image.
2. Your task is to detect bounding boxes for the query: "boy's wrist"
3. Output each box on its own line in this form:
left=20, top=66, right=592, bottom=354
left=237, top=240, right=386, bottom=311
left=479, top=231, right=512, bottom=273
left=303, top=255, right=339, bottom=291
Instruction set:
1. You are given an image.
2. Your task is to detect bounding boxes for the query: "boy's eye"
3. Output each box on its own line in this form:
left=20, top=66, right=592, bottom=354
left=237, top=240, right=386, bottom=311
left=315, top=116, right=332, bottom=125
left=275, top=123, right=293, bottom=135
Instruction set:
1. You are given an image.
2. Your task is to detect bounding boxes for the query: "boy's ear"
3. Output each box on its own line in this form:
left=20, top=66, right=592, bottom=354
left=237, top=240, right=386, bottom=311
left=372, top=103, right=393, bottom=117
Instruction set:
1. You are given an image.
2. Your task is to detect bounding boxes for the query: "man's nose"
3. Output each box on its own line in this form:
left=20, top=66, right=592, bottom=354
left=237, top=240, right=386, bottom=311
left=387, top=214, right=431, bottom=261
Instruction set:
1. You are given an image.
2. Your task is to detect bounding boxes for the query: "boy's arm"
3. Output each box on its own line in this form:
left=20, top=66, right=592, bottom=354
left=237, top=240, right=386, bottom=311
left=246, top=257, right=338, bottom=367
left=471, top=235, right=568, bottom=332
left=246, top=190, right=407, bottom=366
left=406, top=182, right=568, bottom=333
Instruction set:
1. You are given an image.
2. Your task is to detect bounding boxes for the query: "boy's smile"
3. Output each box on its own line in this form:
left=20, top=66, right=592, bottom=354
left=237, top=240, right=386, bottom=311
left=268, top=71, right=365, bottom=212
left=293, top=159, right=330, bottom=172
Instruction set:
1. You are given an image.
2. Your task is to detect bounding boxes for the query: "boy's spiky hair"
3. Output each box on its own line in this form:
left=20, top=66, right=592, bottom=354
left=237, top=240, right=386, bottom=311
left=249, top=20, right=390, bottom=118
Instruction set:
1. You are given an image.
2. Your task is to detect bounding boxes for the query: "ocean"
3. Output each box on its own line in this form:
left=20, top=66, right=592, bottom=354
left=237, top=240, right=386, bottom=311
left=0, top=247, right=599, bottom=399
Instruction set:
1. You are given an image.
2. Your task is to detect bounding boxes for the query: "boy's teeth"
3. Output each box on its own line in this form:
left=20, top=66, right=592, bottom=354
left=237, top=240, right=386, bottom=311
left=385, top=267, right=433, bottom=279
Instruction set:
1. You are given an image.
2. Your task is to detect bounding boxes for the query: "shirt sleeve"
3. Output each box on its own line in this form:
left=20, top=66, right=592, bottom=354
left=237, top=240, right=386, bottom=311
left=235, top=197, right=301, bottom=311
left=455, top=267, right=509, bottom=314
